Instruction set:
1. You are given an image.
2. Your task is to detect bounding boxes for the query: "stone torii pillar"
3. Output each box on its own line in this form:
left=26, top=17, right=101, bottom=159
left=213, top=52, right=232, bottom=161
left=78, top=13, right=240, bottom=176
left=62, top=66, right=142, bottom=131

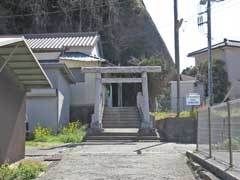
left=90, top=72, right=103, bottom=133
left=118, top=83, right=123, bottom=107
left=141, top=72, right=151, bottom=128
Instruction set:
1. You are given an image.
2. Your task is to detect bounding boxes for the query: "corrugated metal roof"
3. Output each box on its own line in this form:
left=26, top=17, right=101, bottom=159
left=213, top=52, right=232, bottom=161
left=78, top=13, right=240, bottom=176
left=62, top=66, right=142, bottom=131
left=59, top=52, right=105, bottom=62
left=24, top=32, right=99, bottom=50
left=0, top=37, right=52, bottom=90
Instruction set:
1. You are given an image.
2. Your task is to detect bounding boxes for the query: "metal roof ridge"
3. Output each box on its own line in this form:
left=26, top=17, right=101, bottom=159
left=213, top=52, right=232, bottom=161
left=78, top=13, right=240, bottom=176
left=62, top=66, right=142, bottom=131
left=23, top=32, right=99, bottom=39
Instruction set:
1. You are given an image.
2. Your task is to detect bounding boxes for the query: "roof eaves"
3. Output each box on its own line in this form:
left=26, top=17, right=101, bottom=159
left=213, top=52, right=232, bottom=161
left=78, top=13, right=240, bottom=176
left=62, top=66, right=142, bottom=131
left=41, top=63, right=76, bottom=84
left=0, top=38, right=52, bottom=89
left=188, top=39, right=240, bottom=57
left=188, top=42, right=226, bottom=57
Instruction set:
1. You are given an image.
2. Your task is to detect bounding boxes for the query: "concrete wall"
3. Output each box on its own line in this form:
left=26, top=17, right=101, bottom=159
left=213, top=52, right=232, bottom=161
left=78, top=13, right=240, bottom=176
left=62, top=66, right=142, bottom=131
left=195, top=48, right=225, bottom=66
left=0, top=69, right=26, bottom=164
left=224, top=47, right=240, bottom=98
left=60, top=60, right=102, bottom=123
left=70, top=105, right=94, bottom=124
left=61, top=61, right=100, bottom=106
left=44, top=68, right=71, bottom=128
left=26, top=68, right=71, bottom=133
left=27, top=95, right=58, bottom=132
left=71, top=74, right=96, bottom=105
left=57, top=70, right=71, bottom=128
left=156, top=118, right=197, bottom=143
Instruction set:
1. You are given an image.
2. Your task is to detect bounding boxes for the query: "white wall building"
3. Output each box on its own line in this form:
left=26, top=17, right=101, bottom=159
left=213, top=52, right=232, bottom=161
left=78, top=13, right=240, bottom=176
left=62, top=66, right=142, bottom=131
left=24, top=32, right=106, bottom=131
left=188, top=39, right=240, bottom=99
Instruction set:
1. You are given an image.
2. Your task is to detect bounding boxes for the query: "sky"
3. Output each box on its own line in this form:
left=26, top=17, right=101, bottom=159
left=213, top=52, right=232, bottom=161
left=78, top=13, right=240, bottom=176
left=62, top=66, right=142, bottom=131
left=143, top=0, right=240, bottom=72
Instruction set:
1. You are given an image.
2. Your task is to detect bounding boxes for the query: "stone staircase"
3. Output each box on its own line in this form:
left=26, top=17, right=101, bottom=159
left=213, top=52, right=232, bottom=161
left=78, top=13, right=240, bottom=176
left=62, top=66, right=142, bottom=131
left=85, top=128, right=160, bottom=142
left=85, top=107, right=160, bottom=142
left=102, top=107, right=141, bottom=128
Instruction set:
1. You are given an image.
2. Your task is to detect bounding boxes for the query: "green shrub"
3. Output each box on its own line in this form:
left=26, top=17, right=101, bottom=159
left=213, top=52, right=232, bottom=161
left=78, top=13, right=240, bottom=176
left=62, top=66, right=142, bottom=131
left=59, top=133, right=80, bottom=143
left=0, top=164, right=15, bottom=180
left=26, top=122, right=87, bottom=147
left=0, top=161, right=46, bottom=180
left=62, top=121, right=81, bottom=134
left=59, top=125, right=87, bottom=143
left=33, top=126, right=52, bottom=142
left=15, top=160, right=47, bottom=179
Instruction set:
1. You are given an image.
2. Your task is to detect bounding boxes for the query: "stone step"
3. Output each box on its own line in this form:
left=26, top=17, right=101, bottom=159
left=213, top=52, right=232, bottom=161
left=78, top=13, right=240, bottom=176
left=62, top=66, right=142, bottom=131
left=103, top=112, right=139, bottom=117
left=85, top=136, right=160, bottom=141
left=104, top=106, right=137, bottom=110
left=103, top=122, right=140, bottom=125
left=103, top=118, right=140, bottom=122
left=103, top=121, right=140, bottom=124
left=103, top=116, right=140, bottom=120
left=104, top=109, right=138, bottom=113
left=103, top=114, right=140, bottom=119
left=103, top=124, right=140, bottom=128
left=104, top=112, right=139, bottom=114
left=103, top=123, right=140, bottom=127
left=97, top=132, right=139, bottom=136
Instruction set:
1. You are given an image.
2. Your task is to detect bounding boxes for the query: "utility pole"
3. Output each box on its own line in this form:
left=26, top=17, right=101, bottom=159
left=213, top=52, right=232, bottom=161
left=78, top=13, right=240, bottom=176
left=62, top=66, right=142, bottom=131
left=174, top=0, right=180, bottom=116
left=199, top=0, right=224, bottom=106
left=207, top=0, right=213, bottom=106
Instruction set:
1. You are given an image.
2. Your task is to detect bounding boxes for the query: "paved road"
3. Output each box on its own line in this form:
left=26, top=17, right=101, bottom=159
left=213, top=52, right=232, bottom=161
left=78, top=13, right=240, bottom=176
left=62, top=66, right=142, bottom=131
left=40, top=142, right=195, bottom=180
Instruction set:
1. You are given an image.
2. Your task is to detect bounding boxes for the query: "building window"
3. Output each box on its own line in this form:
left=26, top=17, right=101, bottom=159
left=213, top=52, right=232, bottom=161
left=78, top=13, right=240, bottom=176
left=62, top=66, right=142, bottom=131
left=70, top=68, right=85, bottom=82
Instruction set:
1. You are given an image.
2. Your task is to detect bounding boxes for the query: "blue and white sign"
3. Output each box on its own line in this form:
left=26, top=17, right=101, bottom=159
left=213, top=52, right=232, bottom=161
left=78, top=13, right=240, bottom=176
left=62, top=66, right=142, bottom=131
left=186, top=93, right=201, bottom=106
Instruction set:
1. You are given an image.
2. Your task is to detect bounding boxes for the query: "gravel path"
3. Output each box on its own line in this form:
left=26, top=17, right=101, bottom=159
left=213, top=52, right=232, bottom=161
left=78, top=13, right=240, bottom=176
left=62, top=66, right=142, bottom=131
left=39, top=142, right=195, bottom=180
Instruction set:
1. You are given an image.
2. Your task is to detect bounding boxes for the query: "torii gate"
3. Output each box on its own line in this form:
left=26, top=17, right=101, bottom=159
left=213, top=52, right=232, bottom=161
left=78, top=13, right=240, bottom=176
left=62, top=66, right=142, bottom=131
left=82, top=66, right=161, bottom=135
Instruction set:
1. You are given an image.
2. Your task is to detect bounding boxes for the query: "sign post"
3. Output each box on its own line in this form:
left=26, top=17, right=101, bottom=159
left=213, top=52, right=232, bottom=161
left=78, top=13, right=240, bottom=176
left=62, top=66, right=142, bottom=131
left=186, top=93, right=201, bottom=116
left=186, top=93, right=201, bottom=106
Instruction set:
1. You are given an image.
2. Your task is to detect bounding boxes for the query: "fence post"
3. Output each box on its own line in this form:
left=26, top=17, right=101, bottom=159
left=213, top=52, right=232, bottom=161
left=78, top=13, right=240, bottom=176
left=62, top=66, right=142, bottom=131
left=227, top=101, right=233, bottom=168
left=196, top=110, right=199, bottom=151
left=208, top=106, right=212, bottom=158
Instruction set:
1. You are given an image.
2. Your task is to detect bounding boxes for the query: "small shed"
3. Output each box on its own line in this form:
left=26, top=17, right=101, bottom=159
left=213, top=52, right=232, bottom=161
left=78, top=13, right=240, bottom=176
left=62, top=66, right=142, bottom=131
left=0, top=37, right=52, bottom=164
left=26, top=63, right=76, bottom=133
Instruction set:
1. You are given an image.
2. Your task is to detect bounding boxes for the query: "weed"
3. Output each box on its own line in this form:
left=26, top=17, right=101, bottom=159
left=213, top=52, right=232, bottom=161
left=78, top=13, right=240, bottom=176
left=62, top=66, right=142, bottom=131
left=0, top=161, right=46, bottom=180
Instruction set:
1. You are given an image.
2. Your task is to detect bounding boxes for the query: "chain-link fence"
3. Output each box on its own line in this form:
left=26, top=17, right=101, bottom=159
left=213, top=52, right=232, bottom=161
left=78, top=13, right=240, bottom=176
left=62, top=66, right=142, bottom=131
left=197, top=108, right=209, bottom=156
left=197, top=99, right=240, bottom=168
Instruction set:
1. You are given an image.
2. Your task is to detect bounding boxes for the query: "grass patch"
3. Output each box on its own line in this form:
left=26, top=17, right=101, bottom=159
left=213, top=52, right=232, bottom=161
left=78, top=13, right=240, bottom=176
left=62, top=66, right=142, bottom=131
left=26, top=122, right=88, bottom=148
left=152, top=111, right=196, bottom=121
left=0, top=160, right=47, bottom=180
